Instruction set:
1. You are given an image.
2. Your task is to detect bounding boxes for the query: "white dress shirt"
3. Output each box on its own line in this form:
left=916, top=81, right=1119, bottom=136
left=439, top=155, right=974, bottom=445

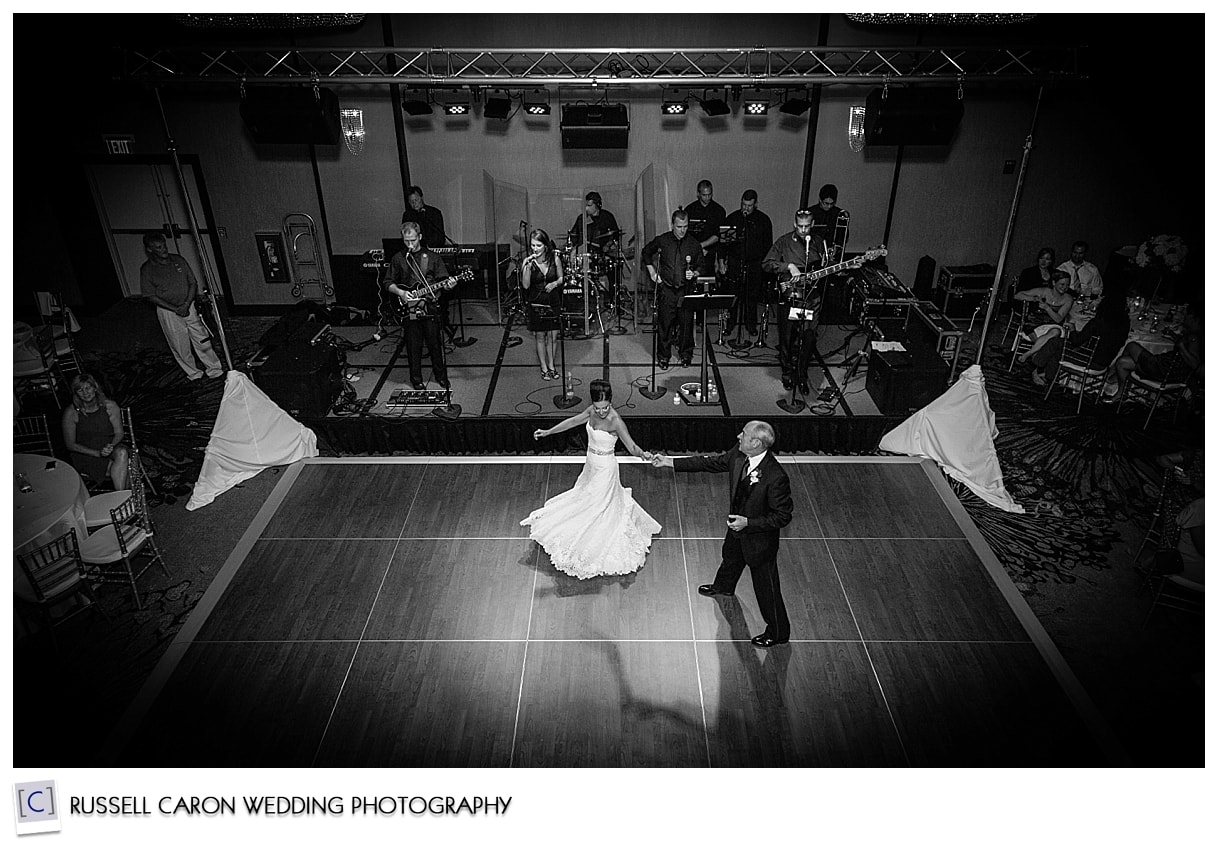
left=1058, top=259, right=1103, bottom=298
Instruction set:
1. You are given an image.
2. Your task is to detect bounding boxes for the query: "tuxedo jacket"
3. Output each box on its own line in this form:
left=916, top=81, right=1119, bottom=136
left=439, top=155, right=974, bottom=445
left=675, top=446, right=793, bottom=565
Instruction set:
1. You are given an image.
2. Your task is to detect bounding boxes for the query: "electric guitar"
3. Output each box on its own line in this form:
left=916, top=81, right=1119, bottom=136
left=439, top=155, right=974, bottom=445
left=779, top=246, right=888, bottom=300
left=393, top=268, right=473, bottom=321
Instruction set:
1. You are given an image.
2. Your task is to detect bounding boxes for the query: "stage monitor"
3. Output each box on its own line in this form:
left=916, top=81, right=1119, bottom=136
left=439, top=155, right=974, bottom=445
left=560, top=104, right=630, bottom=149
left=863, top=88, right=963, bottom=146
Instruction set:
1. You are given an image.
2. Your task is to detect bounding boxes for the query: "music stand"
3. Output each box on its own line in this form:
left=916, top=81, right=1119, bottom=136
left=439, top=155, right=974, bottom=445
left=680, top=291, right=735, bottom=406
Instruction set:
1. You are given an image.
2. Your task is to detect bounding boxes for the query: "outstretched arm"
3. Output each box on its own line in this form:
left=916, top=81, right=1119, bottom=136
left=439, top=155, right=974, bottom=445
left=534, top=406, right=590, bottom=440
left=611, top=415, right=650, bottom=460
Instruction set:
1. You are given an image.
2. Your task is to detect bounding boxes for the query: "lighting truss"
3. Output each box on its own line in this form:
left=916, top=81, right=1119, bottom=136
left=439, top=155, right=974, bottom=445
left=119, top=45, right=1080, bottom=86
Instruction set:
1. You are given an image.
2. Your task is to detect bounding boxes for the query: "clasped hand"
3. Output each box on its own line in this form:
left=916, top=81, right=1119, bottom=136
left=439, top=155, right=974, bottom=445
left=649, top=453, right=673, bottom=468
left=726, top=514, right=748, bottom=532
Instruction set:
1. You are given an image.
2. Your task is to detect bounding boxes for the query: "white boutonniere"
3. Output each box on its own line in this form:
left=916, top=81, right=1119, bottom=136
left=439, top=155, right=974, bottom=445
left=747, top=469, right=760, bottom=486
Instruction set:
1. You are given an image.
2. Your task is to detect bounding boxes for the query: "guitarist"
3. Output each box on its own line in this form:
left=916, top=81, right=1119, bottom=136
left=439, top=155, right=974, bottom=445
left=385, top=221, right=453, bottom=390
left=763, top=209, right=827, bottom=395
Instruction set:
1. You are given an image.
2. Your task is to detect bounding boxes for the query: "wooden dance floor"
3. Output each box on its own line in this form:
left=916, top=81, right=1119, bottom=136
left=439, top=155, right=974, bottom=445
left=107, top=456, right=1121, bottom=767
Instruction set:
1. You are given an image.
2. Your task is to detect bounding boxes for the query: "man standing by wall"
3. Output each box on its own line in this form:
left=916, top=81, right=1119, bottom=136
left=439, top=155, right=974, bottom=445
left=139, top=233, right=223, bottom=381
left=683, top=179, right=726, bottom=278
left=401, top=185, right=447, bottom=249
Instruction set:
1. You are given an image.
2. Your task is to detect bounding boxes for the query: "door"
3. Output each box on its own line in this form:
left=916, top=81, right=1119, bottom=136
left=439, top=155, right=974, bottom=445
left=85, top=157, right=229, bottom=304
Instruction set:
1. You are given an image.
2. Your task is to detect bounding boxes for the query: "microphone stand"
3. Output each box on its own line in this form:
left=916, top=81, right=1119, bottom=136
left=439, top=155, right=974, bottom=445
left=438, top=228, right=476, bottom=348
left=553, top=310, right=581, bottom=410
left=777, top=237, right=814, bottom=414
left=730, top=224, right=752, bottom=351
left=640, top=279, right=667, bottom=400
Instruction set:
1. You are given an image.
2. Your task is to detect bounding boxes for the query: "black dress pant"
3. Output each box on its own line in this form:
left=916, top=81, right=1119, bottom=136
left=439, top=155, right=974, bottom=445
left=405, top=316, right=446, bottom=385
left=657, top=285, right=694, bottom=362
left=712, top=532, right=790, bottom=640
left=777, top=303, right=817, bottom=382
left=725, top=262, right=764, bottom=333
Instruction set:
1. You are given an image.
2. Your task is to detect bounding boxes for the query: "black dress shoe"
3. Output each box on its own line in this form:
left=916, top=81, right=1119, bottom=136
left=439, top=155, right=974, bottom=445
left=697, top=584, right=732, bottom=597
left=438, top=379, right=451, bottom=389
left=411, top=381, right=425, bottom=390
left=751, top=634, right=789, bottom=648
left=781, top=375, right=793, bottom=391
left=799, top=380, right=810, bottom=396
left=659, top=359, right=670, bottom=371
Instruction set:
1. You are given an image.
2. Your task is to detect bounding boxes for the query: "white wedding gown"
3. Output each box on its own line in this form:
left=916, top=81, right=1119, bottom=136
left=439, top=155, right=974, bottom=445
left=521, top=422, right=662, bottom=579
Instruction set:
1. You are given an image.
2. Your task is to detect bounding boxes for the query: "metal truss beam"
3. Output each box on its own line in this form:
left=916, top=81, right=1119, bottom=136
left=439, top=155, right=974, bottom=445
left=120, top=45, right=1080, bottom=87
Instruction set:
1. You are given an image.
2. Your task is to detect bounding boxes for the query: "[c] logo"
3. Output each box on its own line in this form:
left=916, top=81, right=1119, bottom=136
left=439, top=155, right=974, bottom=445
left=12, top=781, right=61, bottom=835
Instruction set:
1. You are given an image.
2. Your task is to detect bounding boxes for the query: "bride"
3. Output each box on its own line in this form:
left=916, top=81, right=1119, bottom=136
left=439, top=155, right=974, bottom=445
left=522, top=379, right=662, bottom=579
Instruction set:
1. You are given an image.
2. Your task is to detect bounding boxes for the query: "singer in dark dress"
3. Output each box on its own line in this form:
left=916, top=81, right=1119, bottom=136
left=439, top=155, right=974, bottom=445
left=520, top=228, right=563, bottom=380
left=764, top=209, right=827, bottom=394
left=641, top=209, right=703, bottom=368
left=653, top=420, right=794, bottom=647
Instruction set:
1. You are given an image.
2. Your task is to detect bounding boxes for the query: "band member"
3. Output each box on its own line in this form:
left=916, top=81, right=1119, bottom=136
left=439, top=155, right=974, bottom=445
left=809, top=183, right=849, bottom=260
left=722, top=189, right=773, bottom=336
left=520, top=228, right=564, bottom=380
left=642, top=209, right=703, bottom=369
left=683, top=179, right=726, bottom=277
left=384, top=222, right=454, bottom=390
left=763, top=209, right=827, bottom=395
left=400, top=185, right=446, bottom=248
left=567, top=191, right=620, bottom=250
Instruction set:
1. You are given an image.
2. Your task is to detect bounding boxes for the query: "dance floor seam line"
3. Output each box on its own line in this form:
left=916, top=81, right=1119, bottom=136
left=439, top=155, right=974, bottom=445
left=817, top=526, right=913, bottom=767
left=509, top=471, right=548, bottom=769
left=674, top=467, right=714, bottom=768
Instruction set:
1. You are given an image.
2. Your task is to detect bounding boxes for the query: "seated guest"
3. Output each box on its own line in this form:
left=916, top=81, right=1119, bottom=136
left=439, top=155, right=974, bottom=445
left=61, top=373, right=129, bottom=490
left=1027, top=291, right=1130, bottom=387
left=1016, top=246, right=1056, bottom=294
left=1014, top=270, right=1074, bottom=365
left=1175, top=498, right=1204, bottom=586
left=1110, top=301, right=1203, bottom=397
left=1058, top=240, right=1103, bottom=299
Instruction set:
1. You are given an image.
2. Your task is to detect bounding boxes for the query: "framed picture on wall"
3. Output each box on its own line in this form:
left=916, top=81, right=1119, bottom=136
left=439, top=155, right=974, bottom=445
left=255, top=231, right=289, bottom=283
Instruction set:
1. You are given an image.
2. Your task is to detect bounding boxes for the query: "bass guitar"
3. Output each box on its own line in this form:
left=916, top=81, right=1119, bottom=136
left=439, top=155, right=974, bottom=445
left=393, top=267, right=474, bottom=321
left=779, top=245, right=888, bottom=300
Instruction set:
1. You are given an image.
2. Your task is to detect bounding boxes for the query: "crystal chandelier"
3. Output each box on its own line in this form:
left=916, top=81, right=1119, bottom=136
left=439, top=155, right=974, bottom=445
left=848, top=106, right=866, bottom=152
left=340, top=109, right=365, bottom=156
left=846, top=13, right=1035, bottom=25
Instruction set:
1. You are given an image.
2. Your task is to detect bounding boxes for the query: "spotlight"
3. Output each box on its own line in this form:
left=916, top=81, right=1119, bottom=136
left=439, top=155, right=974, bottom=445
left=699, top=96, right=730, bottom=117
left=779, top=94, right=811, bottom=116
left=442, top=91, right=471, bottom=115
left=484, top=94, right=511, bottom=120
left=744, top=96, right=770, bottom=116
left=662, top=94, right=688, bottom=115
left=402, top=95, right=432, bottom=116
left=444, top=103, right=469, bottom=115
left=524, top=91, right=551, bottom=115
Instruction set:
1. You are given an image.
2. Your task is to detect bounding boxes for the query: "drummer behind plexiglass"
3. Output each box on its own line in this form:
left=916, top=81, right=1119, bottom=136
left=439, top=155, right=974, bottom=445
left=567, top=191, right=620, bottom=250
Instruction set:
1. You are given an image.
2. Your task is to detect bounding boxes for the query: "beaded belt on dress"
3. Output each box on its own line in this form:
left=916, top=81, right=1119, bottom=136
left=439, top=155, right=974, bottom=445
left=587, top=446, right=615, bottom=457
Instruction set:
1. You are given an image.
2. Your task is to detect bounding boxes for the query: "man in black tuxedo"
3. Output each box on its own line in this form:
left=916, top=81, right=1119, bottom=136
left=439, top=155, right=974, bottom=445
left=653, top=420, right=794, bottom=647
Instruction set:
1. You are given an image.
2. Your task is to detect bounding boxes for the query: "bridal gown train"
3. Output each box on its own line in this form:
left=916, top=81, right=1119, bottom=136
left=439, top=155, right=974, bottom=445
left=521, top=422, right=662, bottom=579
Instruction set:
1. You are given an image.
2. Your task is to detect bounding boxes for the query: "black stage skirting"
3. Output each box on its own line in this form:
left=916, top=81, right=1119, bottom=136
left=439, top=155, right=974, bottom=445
left=310, top=414, right=903, bottom=456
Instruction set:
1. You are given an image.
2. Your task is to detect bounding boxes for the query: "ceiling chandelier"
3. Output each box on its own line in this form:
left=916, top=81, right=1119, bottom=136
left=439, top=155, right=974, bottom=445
left=846, top=13, right=1035, bottom=25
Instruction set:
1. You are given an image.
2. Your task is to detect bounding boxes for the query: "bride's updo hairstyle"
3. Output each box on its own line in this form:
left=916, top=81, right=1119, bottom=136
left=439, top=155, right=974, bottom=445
left=589, top=379, right=612, bottom=403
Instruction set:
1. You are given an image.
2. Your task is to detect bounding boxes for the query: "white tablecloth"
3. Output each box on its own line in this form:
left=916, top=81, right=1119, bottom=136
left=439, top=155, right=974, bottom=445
left=13, top=453, right=89, bottom=601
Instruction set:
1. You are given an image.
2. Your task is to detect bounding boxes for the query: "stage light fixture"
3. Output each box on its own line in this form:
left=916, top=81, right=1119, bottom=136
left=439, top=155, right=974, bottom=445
left=779, top=93, right=812, bottom=116
left=524, top=89, right=551, bottom=115
left=401, top=95, right=432, bottom=116
left=662, top=94, right=688, bottom=116
left=744, top=94, right=770, bottom=116
left=484, top=93, right=511, bottom=120
left=441, top=90, right=471, bottom=116
left=699, top=96, right=730, bottom=117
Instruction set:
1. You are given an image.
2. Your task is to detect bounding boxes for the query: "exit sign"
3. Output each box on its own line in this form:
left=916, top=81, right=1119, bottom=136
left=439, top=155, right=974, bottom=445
left=102, top=134, right=135, bottom=154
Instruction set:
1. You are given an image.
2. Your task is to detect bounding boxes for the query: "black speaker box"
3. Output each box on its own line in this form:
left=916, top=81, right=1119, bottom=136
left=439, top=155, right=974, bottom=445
left=560, top=104, right=629, bottom=149
left=251, top=341, right=342, bottom=417
left=864, top=88, right=963, bottom=146
left=866, top=347, right=949, bottom=416
left=240, top=86, right=341, bottom=145
left=913, top=255, right=937, bottom=299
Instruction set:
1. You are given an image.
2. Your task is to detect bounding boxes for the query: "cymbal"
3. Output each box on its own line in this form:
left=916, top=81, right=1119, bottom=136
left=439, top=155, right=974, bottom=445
left=591, top=228, right=625, bottom=240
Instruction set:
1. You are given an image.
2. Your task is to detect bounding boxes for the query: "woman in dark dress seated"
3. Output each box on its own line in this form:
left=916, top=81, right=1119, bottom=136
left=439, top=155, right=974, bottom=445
left=61, top=373, right=129, bottom=490
left=1017, top=247, right=1056, bottom=294
left=520, top=228, right=565, bottom=380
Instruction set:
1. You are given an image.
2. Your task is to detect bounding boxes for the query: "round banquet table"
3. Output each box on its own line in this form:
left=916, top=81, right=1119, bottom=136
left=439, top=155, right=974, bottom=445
left=13, top=453, right=90, bottom=601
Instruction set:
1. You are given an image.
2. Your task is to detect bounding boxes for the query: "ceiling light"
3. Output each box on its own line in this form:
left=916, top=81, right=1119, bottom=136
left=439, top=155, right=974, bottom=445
left=441, top=91, right=471, bottom=116
left=444, top=103, right=469, bottom=115
left=484, top=94, right=511, bottom=120
left=699, top=96, right=730, bottom=117
left=662, top=98, right=688, bottom=115
left=743, top=97, right=769, bottom=116
left=524, top=92, right=551, bottom=115
left=779, top=94, right=812, bottom=116
left=402, top=95, right=432, bottom=116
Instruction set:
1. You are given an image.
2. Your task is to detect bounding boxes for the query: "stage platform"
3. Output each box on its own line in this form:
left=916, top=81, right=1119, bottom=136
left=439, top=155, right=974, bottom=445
left=104, top=456, right=1122, bottom=767
left=288, top=301, right=906, bottom=454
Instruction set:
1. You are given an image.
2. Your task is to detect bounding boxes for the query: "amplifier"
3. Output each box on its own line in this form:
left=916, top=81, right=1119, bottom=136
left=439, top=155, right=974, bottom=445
left=249, top=341, right=342, bottom=417
left=908, top=301, right=964, bottom=379
left=387, top=389, right=452, bottom=407
left=866, top=346, right=949, bottom=416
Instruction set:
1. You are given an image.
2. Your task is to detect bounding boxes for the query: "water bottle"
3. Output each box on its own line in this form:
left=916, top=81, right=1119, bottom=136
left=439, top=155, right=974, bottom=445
left=564, top=371, right=573, bottom=398
left=673, top=392, right=681, bottom=405
left=709, top=383, right=718, bottom=401
left=17, top=472, right=33, bottom=494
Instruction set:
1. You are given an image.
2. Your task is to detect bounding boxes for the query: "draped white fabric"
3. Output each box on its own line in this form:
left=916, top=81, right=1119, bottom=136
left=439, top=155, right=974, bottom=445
left=878, top=364, right=1025, bottom=513
left=186, top=371, right=318, bottom=511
